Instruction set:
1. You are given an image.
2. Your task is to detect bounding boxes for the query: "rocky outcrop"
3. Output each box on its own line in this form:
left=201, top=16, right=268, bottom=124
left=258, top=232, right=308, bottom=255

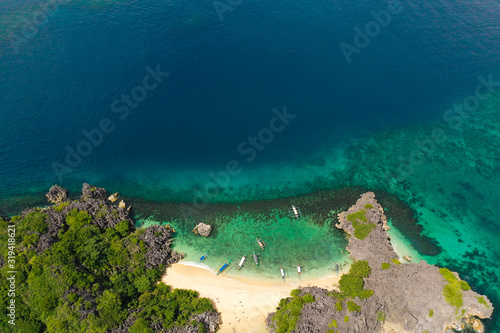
left=267, top=192, right=494, bottom=333
left=81, top=183, right=108, bottom=201
left=139, top=224, right=184, bottom=269
left=109, top=310, right=222, bottom=333
left=190, top=311, right=221, bottom=332
left=192, top=222, right=212, bottom=237
left=10, top=184, right=221, bottom=333
left=335, top=191, right=397, bottom=268
left=165, top=311, right=222, bottom=333
left=108, top=192, right=119, bottom=202
left=26, top=184, right=134, bottom=254
left=45, top=185, right=69, bottom=203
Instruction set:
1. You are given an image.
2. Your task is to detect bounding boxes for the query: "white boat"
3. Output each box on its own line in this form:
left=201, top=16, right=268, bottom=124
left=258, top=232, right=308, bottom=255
left=280, top=266, right=285, bottom=281
left=288, top=205, right=302, bottom=219
left=238, top=255, right=246, bottom=270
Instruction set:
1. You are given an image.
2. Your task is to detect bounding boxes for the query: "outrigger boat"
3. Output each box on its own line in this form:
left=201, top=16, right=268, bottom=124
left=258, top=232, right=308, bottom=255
left=256, top=238, right=265, bottom=250
left=288, top=205, right=302, bottom=219
left=238, top=255, right=246, bottom=270
left=217, top=260, right=231, bottom=275
left=199, top=252, right=209, bottom=263
left=253, top=251, right=259, bottom=267
left=297, top=263, right=301, bottom=277
left=280, top=266, right=285, bottom=281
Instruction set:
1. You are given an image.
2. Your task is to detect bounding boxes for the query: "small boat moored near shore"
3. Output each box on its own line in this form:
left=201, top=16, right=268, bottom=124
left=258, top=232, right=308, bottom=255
left=199, top=252, right=209, bottom=263
left=253, top=251, right=259, bottom=267
left=288, top=205, right=302, bottom=219
left=217, top=260, right=231, bottom=275
left=280, top=266, right=285, bottom=281
left=256, top=238, right=265, bottom=250
left=238, top=255, right=246, bottom=270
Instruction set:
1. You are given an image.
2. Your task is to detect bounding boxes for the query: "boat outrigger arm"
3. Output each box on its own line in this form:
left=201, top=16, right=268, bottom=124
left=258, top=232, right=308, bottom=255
left=288, top=205, right=302, bottom=219
left=238, top=255, right=246, bottom=270
left=253, top=251, right=259, bottom=267
left=199, top=252, right=209, bottom=263
left=217, top=261, right=231, bottom=275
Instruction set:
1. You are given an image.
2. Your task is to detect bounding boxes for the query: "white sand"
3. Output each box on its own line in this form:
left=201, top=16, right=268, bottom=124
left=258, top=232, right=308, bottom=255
left=162, top=262, right=342, bottom=333
left=386, top=223, right=423, bottom=263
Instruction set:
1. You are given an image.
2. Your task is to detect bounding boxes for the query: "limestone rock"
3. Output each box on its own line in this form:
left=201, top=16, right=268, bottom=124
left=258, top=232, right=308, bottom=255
left=192, top=223, right=212, bottom=237
left=81, top=183, right=107, bottom=201
left=472, top=318, right=485, bottom=333
left=45, top=185, right=68, bottom=203
left=108, top=192, right=119, bottom=202
left=138, top=224, right=183, bottom=269
left=268, top=192, right=494, bottom=333
left=190, top=311, right=222, bottom=332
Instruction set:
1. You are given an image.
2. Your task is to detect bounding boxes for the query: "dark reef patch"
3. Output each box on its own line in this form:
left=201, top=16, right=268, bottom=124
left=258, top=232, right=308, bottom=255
left=375, top=192, right=442, bottom=256
left=1, top=186, right=442, bottom=258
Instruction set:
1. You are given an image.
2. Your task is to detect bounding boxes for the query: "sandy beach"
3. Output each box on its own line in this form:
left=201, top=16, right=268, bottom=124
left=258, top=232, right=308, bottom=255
left=161, top=262, right=342, bottom=333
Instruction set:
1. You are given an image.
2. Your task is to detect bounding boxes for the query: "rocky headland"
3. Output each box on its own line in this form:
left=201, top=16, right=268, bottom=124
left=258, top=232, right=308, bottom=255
left=0, top=184, right=221, bottom=333
left=267, top=192, right=494, bottom=333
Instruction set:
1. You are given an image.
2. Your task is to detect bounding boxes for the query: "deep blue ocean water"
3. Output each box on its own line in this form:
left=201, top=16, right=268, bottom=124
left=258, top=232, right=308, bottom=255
left=1, top=0, right=500, bottom=330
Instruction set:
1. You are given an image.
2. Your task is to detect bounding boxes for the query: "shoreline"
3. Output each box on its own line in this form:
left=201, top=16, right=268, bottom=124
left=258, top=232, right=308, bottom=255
left=162, top=262, right=342, bottom=332
left=160, top=221, right=423, bottom=332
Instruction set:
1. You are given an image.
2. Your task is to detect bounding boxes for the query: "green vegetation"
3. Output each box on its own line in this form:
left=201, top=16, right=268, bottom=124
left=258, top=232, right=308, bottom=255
left=443, top=284, right=464, bottom=309
left=428, top=309, right=434, bottom=317
left=346, top=301, right=361, bottom=313
left=391, top=258, right=401, bottom=265
left=338, top=260, right=373, bottom=300
left=335, top=302, right=343, bottom=312
left=364, top=204, right=373, bottom=209
left=460, top=281, right=471, bottom=291
left=0, top=205, right=215, bottom=333
left=339, top=274, right=363, bottom=298
left=328, top=319, right=338, bottom=328
left=477, top=297, right=490, bottom=308
left=325, top=261, right=374, bottom=324
left=303, top=294, right=315, bottom=303
left=20, top=210, right=48, bottom=234
left=439, top=268, right=457, bottom=284
left=344, top=316, right=349, bottom=323
left=439, top=267, right=470, bottom=309
left=290, top=289, right=301, bottom=297
left=347, top=209, right=376, bottom=240
left=352, top=222, right=376, bottom=240
left=376, top=311, right=386, bottom=322
left=272, top=292, right=316, bottom=333
left=54, top=202, right=70, bottom=212
left=349, top=260, right=372, bottom=278
left=347, top=210, right=367, bottom=223
left=381, top=262, right=391, bottom=269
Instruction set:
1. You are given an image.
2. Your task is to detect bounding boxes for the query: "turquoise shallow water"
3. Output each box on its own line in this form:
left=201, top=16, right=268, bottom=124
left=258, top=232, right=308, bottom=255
left=1, top=0, right=500, bottom=330
left=140, top=214, right=349, bottom=280
left=130, top=189, right=362, bottom=280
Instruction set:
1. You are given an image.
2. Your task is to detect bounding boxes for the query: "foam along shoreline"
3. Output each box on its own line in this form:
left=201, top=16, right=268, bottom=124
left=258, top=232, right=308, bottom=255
left=162, top=262, right=342, bottom=333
